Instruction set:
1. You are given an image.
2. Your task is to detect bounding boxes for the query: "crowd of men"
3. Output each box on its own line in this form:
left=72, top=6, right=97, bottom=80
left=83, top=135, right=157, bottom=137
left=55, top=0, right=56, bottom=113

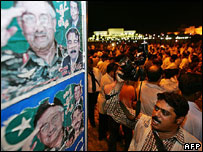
left=87, top=39, right=202, bottom=151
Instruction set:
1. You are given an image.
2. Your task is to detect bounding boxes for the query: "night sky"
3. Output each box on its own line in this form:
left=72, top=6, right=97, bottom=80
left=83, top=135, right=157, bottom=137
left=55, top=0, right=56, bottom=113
left=88, top=1, right=202, bottom=35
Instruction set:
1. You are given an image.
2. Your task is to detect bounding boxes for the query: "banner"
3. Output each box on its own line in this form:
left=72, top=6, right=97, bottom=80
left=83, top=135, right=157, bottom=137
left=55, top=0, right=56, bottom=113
left=1, top=72, right=86, bottom=151
left=1, top=1, right=87, bottom=151
left=1, top=1, right=85, bottom=103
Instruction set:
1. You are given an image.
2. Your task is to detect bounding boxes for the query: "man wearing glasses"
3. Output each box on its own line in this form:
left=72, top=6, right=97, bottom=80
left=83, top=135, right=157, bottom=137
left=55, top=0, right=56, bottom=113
left=1, top=1, right=64, bottom=101
left=62, top=27, right=83, bottom=75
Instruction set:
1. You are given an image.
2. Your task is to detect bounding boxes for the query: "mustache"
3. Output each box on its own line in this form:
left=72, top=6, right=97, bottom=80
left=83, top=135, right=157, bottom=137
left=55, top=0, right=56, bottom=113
left=152, top=116, right=161, bottom=124
left=71, top=50, right=77, bottom=54
left=35, top=32, right=47, bottom=37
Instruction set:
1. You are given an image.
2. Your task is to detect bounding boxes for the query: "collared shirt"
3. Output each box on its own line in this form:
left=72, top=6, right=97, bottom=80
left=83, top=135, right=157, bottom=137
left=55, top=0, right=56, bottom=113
left=97, top=73, right=114, bottom=114
left=141, top=128, right=184, bottom=151
left=72, top=18, right=79, bottom=28
left=136, top=81, right=165, bottom=116
left=128, top=114, right=202, bottom=151
left=182, top=101, right=202, bottom=142
left=88, top=67, right=102, bottom=93
left=62, top=50, right=83, bottom=76
left=159, top=76, right=179, bottom=92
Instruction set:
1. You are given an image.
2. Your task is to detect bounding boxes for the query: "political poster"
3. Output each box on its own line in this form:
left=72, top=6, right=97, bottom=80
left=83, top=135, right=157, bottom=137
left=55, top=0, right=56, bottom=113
left=1, top=72, right=86, bottom=151
left=1, top=1, right=87, bottom=151
left=1, top=1, right=86, bottom=103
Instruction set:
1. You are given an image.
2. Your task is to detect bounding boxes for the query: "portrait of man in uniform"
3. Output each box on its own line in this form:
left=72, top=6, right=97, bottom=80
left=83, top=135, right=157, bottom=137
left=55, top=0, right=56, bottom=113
left=1, top=1, right=64, bottom=102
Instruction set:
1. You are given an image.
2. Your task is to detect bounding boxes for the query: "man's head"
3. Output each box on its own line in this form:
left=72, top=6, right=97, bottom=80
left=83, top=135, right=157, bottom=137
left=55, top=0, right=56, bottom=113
left=70, top=1, right=79, bottom=22
left=15, top=1, right=56, bottom=53
left=66, top=28, right=80, bottom=61
left=34, top=99, right=64, bottom=148
left=107, top=62, right=119, bottom=80
left=72, top=104, right=83, bottom=132
left=151, top=92, right=189, bottom=133
left=178, top=73, right=202, bottom=100
left=146, top=64, right=162, bottom=82
left=74, top=84, right=82, bottom=102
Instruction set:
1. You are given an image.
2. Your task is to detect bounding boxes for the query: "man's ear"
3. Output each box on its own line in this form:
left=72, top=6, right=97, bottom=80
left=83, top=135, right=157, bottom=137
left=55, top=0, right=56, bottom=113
left=176, top=116, right=185, bottom=125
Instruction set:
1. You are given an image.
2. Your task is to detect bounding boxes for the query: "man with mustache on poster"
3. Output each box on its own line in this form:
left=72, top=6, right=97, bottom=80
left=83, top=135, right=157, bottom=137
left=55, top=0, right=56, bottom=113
left=1, top=1, right=64, bottom=101
left=62, top=27, right=83, bottom=75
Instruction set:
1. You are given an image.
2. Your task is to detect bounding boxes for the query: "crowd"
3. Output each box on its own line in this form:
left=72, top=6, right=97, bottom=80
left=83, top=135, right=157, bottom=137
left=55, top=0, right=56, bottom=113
left=87, top=39, right=202, bottom=151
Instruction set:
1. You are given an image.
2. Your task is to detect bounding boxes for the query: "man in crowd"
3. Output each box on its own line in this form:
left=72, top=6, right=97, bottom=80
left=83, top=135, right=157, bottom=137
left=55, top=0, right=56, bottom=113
left=62, top=27, right=83, bottom=75
left=97, top=62, right=119, bottom=140
left=103, top=65, right=202, bottom=151
left=125, top=92, right=202, bottom=151
left=179, top=73, right=202, bottom=142
left=87, top=57, right=102, bottom=127
left=136, top=64, right=165, bottom=116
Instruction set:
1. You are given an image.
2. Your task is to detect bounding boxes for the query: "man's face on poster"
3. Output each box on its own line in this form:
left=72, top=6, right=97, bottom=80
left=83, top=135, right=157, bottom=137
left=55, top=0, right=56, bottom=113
left=74, top=85, right=82, bottom=101
left=37, top=106, right=64, bottom=148
left=67, top=32, right=80, bottom=60
left=17, top=1, right=56, bottom=53
left=72, top=108, right=83, bottom=132
left=70, top=1, right=79, bottom=21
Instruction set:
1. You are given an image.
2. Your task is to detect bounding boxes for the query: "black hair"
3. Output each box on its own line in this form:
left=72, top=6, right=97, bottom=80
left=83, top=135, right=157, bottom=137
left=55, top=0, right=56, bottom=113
left=147, top=65, right=162, bottom=82
left=34, top=98, right=63, bottom=128
left=164, top=69, right=179, bottom=79
left=157, top=92, right=189, bottom=118
left=66, top=28, right=80, bottom=42
left=178, top=73, right=202, bottom=96
left=170, top=54, right=178, bottom=62
left=101, top=53, right=109, bottom=60
left=106, top=62, right=119, bottom=80
left=182, top=51, right=189, bottom=58
left=70, top=1, right=80, bottom=10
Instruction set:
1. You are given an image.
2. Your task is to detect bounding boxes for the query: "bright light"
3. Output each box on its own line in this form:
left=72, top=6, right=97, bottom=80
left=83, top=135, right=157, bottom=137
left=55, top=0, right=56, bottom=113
left=112, top=42, right=116, bottom=46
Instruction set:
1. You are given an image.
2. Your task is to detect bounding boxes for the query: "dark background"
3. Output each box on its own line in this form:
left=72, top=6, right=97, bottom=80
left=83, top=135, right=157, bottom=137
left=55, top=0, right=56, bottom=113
left=87, top=1, right=202, bottom=36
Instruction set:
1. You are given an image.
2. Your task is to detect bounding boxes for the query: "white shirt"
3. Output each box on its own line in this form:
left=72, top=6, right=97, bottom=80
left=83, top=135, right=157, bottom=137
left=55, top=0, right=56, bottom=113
left=179, top=58, right=189, bottom=69
left=159, top=76, right=179, bottom=92
left=97, top=73, right=114, bottom=114
left=182, top=101, right=202, bottom=142
left=161, top=56, right=171, bottom=70
left=88, top=67, right=102, bottom=93
left=136, top=81, right=165, bottom=116
left=96, top=60, right=110, bottom=75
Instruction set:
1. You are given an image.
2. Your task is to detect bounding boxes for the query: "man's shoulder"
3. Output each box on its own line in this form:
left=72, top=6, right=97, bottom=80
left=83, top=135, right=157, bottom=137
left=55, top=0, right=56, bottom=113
left=63, top=55, right=71, bottom=63
left=181, top=127, right=202, bottom=144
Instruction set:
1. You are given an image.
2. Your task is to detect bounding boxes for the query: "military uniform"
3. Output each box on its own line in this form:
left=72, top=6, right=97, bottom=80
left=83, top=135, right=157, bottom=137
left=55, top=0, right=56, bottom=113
left=1, top=43, right=64, bottom=102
